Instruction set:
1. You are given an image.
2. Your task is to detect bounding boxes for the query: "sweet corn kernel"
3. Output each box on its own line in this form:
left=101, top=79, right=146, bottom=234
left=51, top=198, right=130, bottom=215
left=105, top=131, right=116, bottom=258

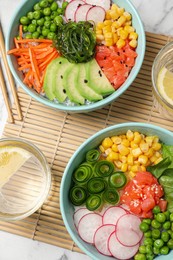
left=140, top=165, right=146, bottom=172
left=153, top=136, right=159, bottom=143
left=126, top=130, right=134, bottom=141
left=99, top=145, right=105, bottom=153
left=124, top=25, right=135, bottom=33
left=117, top=15, right=126, bottom=26
left=114, top=160, right=122, bottom=169
left=96, top=34, right=105, bottom=41
left=129, top=171, right=136, bottom=178
left=155, top=151, right=162, bottom=158
left=121, top=139, right=130, bottom=147
left=96, top=29, right=103, bottom=35
left=130, top=141, right=138, bottom=149
left=119, top=155, right=127, bottom=163
left=145, top=136, right=154, bottom=146
left=105, top=10, right=112, bottom=20
left=104, top=20, right=112, bottom=26
left=117, top=144, right=130, bottom=156
left=138, top=155, right=148, bottom=165
left=108, top=151, right=119, bottom=160
left=131, top=147, right=142, bottom=157
left=117, top=8, right=125, bottom=16
left=129, top=39, right=137, bottom=48
left=102, top=137, right=113, bottom=149
left=121, top=163, right=128, bottom=172
left=103, top=25, right=112, bottom=34
left=96, top=22, right=104, bottom=29
left=154, top=157, right=163, bottom=165
left=113, top=33, right=118, bottom=43
left=111, top=4, right=119, bottom=11
left=140, top=142, right=149, bottom=153
left=111, top=136, right=122, bottom=144
left=150, top=155, right=159, bottom=163
left=109, top=10, right=119, bottom=20
left=119, top=29, right=129, bottom=40
left=104, top=32, right=113, bottom=39
left=105, top=148, right=112, bottom=155
left=111, top=26, right=116, bottom=33
left=112, top=21, right=120, bottom=29
left=117, top=27, right=123, bottom=36
left=105, top=39, right=113, bottom=46
left=133, top=134, right=142, bottom=144
left=134, top=160, right=140, bottom=166
left=145, top=148, right=154, bottom=158
left=131, top=165, right=140, bottom=172
left=120, top=135, right=126, bottom=139
left=116, top=38, right=126, bottom=48
left=127, top=154, right=134, bottom=165
left=112, top=143, right=118, bottom=152
left=123, top=11, right=132, bottom=21
left=125, top=21, right=132, bottom=26
left=129, top=32, right=138, bottom=40
left=152, top=142, right=162, bottom=151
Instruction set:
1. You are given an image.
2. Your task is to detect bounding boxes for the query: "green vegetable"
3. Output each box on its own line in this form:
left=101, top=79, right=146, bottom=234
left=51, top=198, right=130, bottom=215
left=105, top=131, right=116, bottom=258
left=161, top=231, right=170, bottom=242
left=156, top=212, right=166, bottom=223
left=94, top=160, right=114, bottom=177
left=20, top=16, right=30, bottom=25
left=151, top=219, right=161, bottom=229
left=139, top=245, right=146, bottom=254
left=69, top=186, right=87, bottom=206
left=134, top=253, right=146, bottom=260
left=152, top=205, right=161, bottom=214
left=102, top=188, right=119, bottom=205
left=167, top=238, right=173, bottom=249
left=109, top=171, right=127, bottom=188
left=140, top=222, right=150, bottom=232
left=154, top=239, right=164, bottom=248
left=86, top=194, right=102, bottom=211
left=147, top=157, right=171, bottom=179
left=162, top=145, right=173, bottom=168
left=39, top=0, right=49, bottom=8
left=86, top=149, right=100, bottom=164
left=72, top=163, right=93, bottom=184
left=28, top=24, right=36, bottom=33
left=160, top=246, right=169, bottom=255
left=87, top=177, right=105, bottom=194
left=54, top=21, right=96, bottom=63
left=151, top=229, right=161, bottom=239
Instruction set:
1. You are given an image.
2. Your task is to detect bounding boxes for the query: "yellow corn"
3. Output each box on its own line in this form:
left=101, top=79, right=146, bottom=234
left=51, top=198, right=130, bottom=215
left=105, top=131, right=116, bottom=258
left=111, top=136, right=122, bottom=144
left=138, top=155, right=148, bottom=165
left=126, top=130, right=134, bottom=141
left=127, top=154, right=134, bottom=165
left=155, top=151, right=162, bottom=158
left=152, top=142, right=161, bottom=151
left=117, top=144, right=130, bottom=156
left=117, top=8, right=125, bottom=16
left=121, top=163, right=128, bottom=172
left=96, top=35, right=105, bottom=41
left=96, top=29, right=103, bottom=35
left=105, top=39, right=114, bottom=46
left=107, top=151, right=119, bottom=160
left=96, top=22, right=104, bottom=30
left=102, top=137, right=113, bottom=149
left=104, top=20, right=112, bottom=26
left=116, top=38, right=126, bottom=48
left=140, top=142, right=149, bottom=153
left=113, top=33, right=118, bottom=43
left=119, top=155, right=127, bottom=163
left=117, top=27, right=123, bottom=36
left=130, top=141, right=138, bottom=149
left=131, top=147, right=142, bottom=157
left=123, top=11, right=132, bottom=21
left=105, top=32, right=113, bottom=39
left=145, top=136, right=154, bottom=146
left=109, top=10, right=119, bottom=20
left=133, top=134, right=142, bottom=144
left=150, top=155, right=159, bottom=164
left=131, top=165, right=140, bottom=172
left=99, top=145, right=105, bottom=153
left=129, top=39, right=137, bottom=48
left=105, top=10, right=112, bottom=19
left=154, top=157, right=163, bottom=165
left=129, top=171, right=136, bottom=178
left=129, top=32, right=138, bottom=40
left=112, top=143, right=118, bottom=152
left=121, top=139, right=130, bottom=147
left=153, top=136, right=159, bottom=143
left=117, top=15, right=126, bottom=26
left=119, top=29, right=129, bottom=40
left=112, top=21, right=120, bottom=29
left=124, top=25, right=135, bottom=33
left=103, top=25, right=112, bottom=34
left=144, top=148, right=154, bottom=158
left=125, top=21, right=132, bottom=26
left=111, top=4, right=119, bottom=11
left=114, top=160, right=122, bottom=169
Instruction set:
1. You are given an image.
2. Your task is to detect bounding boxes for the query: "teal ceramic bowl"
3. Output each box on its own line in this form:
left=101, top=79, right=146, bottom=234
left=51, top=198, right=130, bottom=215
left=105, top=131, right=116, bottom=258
left=60, top=122, right=173, bottom=260
left=6, top=0, right=145, bottom=113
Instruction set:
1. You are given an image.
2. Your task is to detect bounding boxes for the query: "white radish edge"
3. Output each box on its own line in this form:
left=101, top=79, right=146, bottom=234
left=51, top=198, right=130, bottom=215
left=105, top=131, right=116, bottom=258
left=85, top=0, right=111, bottom=11
left=102, top=206, right=127, bottom=225
left=75, top=4, right=93, bottom=22
left=65, top=0, right=85, bottom=22
left=73, top=208, right=92, bottom=229
left=86, top=6, right=106, bottom=24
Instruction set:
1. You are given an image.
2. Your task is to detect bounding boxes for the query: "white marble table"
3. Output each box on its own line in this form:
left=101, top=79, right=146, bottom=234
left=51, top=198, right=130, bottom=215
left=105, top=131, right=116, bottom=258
left=0, top=0, right=173, bottom=259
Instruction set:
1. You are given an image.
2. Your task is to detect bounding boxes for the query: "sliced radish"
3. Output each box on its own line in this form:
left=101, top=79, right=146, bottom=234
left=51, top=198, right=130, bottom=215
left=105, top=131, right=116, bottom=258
left=86, top=6, right=105, bottom=24
left=75, top=4, right=92, bottom=22
left=116, top=214, right=143, bottom=246
left=65, top=0, right=85, bottom=21
left=73, top=208, right=91, bottom=229
left=94, top=224, right=115, bottom=256
left=119, top=204, right=131, bottom=213
left=78, top=213, right=102, bottom=244
left=108, top=232, right=139, bottom=260
left=85, top=0, right=111, bottom=11
left=102, top=206, right=127, bottom=225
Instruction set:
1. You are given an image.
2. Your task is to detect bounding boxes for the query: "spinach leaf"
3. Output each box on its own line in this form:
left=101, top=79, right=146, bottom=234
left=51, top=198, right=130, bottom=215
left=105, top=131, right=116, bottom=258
left=147, top=157, right=172, bottom=179
left=162, top=145, right=173, bottom=168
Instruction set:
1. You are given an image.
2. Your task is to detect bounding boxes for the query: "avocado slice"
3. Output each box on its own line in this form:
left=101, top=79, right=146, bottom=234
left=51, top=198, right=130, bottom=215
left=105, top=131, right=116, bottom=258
left=63, top=64, right=85, bottom=105
left=86, top=59, right=115, bottom=96
left=43, top=57, right=68, bottom=102
left=76, top=63, right=103, bottom=102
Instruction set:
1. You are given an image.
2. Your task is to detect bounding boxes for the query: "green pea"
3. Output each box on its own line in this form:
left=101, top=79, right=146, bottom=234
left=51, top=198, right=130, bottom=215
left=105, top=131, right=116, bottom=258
left=167, top=238, right=173, bottom=249
left=50, top=11, right=58, bottom=20
left=34, top=3, right=41, bottom=11
left=145, top=254, right=154, bottom=260
left=154, top=239, right=164, bottom=249
left=140, top=222, right=150, bottom=233
left=144, top=231, right=152, bottom=238
left=48, top=0, right=54, bottom=2
left=152, top=205, right=161, bottom=214
left=161, top=231, right=170, bottom=242
left=163, top=221, right=171, bottom=230
left=142, top=219, right=152, bottom=225
left=134, top=253, right=146, bottom=260
left=170, top=212, right=173, bottom=222
left=39, top=0, right=49, bottom=8
left=151, top=229, right=161, bottom=239
left=25, top=33, right=32, bottom=39
left=33, top=10, right=42, bottom=20
left=145, top=245, right=153, bottom=254
left=164, top=211, right=170, bottom=220
left=31, top=19, right=37, bottom=25
left=47, top=31, right=55, bottom=39
left=153, top=246, right=160, bottom=255
left=32, top=31, right=40, bottom=39
left=39, top=35, right=45, bottom=39
left=160, top=246, right=169, bottom=255
left=42, top=28, right=49, bottom=36
left=37, top=17, right=45, bottom=26
left=50, top=23, right=57, bottom=32
left=23, top=25, right=28, bottom=33
left=27, top=12, right=34, bottom=20
left=57, top=8, right=63, bottom=15
left=62, top=1, right=69, bottom=10
left=37, top=26, right=42, bottom=34
left=144, top=238, right=153, bottom=246
left=44, top=20, right=51, bottom=28
left=171, top=222, right=173, bottom=231
left=28, top=24, right=36, bottom=33
left=139, top=245, right=146, bottom=254
left=151, top=219, right=161, bottom=229
left=54, top=16, right=63, bottom=25
left=20, top=16, right=30, bottom=25
left=43, top=7, right=51, bottom=16
left=45, top=16, right=51, bottom=21
left=50, top=2, right=58, bottom=11
left=156, top=213, right=166, bottom=223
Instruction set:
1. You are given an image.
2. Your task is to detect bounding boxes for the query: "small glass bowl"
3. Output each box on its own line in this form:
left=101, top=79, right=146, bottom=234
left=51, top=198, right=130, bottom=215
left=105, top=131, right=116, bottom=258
left=0, top=137, right=51, bottom=221
left=152, top=41, right=173, bottom=118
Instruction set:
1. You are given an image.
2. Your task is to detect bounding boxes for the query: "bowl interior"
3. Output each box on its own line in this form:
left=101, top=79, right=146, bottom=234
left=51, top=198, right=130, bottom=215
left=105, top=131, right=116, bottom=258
left=60, top=122, right=173, bottom=260
left=6, top=0, right=145, bottom=112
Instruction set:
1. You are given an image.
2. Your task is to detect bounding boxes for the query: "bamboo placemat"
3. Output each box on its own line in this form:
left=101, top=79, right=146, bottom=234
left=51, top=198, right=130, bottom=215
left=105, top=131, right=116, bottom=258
left=1, top=32, right=173, bottom=254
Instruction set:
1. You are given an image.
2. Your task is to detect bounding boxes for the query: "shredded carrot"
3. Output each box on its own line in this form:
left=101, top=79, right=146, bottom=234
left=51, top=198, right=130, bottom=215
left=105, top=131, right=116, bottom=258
left=7, top=33, right=60, bottom=93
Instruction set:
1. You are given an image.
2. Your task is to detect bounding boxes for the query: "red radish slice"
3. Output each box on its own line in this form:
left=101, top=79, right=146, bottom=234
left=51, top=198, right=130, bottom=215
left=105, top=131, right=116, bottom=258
left=103, top=206, right=127, bottom=225
left=94, top=224, right=115, bottom=256
left=85, top=0, right=111, bottom=11
left=78, top=213, right=102, bottom=244
left=75, top=4, right=92, bottom=22
left=120, top=204, right=130, bottom=213
left=73, top=208, right=91, bottom=229
left=116, top=214, right=143, bottom=246
left=86, top=6, right=105, bottom=24
left=108, top=232, right=139, bottom=260
left=65, top=0, right=85, bottom=21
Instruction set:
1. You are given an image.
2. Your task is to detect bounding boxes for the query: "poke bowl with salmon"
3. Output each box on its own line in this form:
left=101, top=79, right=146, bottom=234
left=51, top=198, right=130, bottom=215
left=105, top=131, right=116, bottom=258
left=60, top=122, right=173, bottom=260
left=6, top=0, right=145, bottom=112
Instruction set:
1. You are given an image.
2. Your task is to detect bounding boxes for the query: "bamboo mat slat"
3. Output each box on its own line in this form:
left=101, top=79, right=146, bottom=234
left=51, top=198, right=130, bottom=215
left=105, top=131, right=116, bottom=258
left=1, top=32, right=173, bottom=255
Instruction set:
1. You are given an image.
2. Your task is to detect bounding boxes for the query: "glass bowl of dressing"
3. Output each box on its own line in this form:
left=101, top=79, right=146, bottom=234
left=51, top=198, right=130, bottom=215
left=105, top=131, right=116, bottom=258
left=0, top=137, right=51, bottom=221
